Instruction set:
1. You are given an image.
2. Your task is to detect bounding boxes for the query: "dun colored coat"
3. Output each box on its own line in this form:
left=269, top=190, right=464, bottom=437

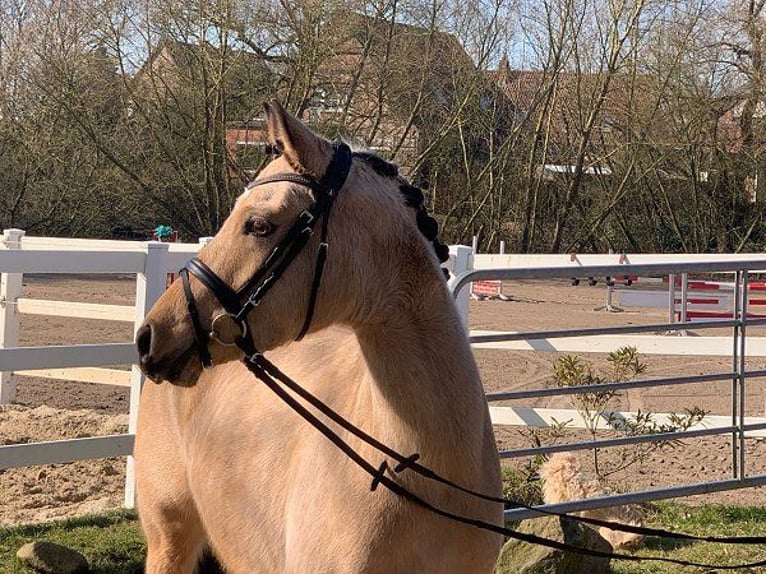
left=134, top=101, right=503, bottom=573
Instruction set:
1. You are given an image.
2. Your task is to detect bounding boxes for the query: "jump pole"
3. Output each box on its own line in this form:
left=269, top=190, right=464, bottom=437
left=680, top=273, right=689, bottom=324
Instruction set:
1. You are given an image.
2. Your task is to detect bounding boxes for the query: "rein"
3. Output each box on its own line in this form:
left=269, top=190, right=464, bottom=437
left=178, top=142, right=766, bottom=571
left=243, top=354, right=766, bottom=571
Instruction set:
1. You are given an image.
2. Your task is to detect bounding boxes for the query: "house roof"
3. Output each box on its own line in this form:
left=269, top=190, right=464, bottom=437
left=151, top=38, right=273, bottom=76
left=487, top=62, right=679, bottom=162
left=307, top=12, right=482, bottom=125
left=493, top=67, right=651, bottom=121
left=139, top=38, right=275, bottom=122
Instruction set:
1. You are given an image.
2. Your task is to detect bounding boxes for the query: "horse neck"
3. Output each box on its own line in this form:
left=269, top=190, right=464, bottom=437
left=353, top=277, right=488, bottom=458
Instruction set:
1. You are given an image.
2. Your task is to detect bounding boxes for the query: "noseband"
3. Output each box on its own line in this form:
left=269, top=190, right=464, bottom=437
left=180, top=141, right=353, bottom=368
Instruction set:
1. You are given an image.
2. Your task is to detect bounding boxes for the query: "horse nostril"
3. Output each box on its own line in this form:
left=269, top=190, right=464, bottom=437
left=136, top=323, right=153, bottom=362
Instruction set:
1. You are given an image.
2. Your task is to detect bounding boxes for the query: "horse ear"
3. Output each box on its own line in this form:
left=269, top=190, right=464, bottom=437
left=263, top=100, right=332, bottom=177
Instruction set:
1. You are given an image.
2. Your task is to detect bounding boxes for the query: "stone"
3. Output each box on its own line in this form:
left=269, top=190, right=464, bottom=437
left=16, top=540, right=88, bottom=573
left=495, top=516, right=612, bottom=574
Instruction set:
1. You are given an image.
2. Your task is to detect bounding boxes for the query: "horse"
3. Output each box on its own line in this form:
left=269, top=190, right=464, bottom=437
left=134, top=100, right=504, bottom=573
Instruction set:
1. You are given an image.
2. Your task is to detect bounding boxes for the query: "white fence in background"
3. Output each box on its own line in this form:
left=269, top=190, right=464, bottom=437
left=4, top=232, right=766, bottom=520
left=449, top=249, right=766, bottom=520
left=0, top=229, right=211, bottom=507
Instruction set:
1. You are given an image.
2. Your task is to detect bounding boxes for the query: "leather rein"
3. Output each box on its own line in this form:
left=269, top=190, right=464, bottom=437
left=176, top=142, right=766, bottom=571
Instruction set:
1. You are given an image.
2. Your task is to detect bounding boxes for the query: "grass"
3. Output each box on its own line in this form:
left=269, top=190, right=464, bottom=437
left=501, top=464, right=766, bottom=572
left=1, top=503, right=765, bottom=573
left=0, top=510, right=145, bottom=573
left=610, top=502, right=766, bottom=573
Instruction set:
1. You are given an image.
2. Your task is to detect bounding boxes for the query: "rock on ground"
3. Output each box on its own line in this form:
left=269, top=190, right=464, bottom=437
left=16, top=540, right=88, bottom=573
left=495, top=516, right=612, bottom=574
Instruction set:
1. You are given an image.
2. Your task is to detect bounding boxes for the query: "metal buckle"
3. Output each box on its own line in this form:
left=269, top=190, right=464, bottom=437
left=301, top=210, right=315, bottom=225
left=209, top=312, right=247, bottom=346
left=301, top=210, right=316, bottom=234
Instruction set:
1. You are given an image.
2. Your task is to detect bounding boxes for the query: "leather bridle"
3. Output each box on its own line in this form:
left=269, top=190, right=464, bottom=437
left=179, top=140, right=353, bottom=368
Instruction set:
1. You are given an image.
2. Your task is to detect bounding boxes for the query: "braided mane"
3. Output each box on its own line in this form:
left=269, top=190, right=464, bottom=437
left=352, top=151, right=450, bottom=267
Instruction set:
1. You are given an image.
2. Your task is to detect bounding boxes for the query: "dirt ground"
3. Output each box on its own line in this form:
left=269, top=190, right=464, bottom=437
left=1, top=274, right=765, bottom=525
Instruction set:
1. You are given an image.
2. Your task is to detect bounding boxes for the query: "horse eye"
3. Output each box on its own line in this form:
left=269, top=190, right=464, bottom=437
left=244, top=216, right=273, bottom=237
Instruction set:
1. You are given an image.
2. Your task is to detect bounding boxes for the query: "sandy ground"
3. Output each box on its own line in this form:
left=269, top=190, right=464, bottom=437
left=2, top=274, right=766, bottom=525
left=471, top=282, right=766, bottom=508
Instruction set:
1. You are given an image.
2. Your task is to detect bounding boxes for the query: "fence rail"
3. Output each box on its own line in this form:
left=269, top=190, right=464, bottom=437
left=0, top=343, right=137, bottom=371
left=14, top=367, right=132, bottom=386
left=15, top=299, right=134, bottom=321
left=0, top=229, right=197, bottom=506
left=0, top=249, right=146, bottom=274
left=449, top=251, right=766, bottom=521
left=4, top=229, right=766, bottom=522
left=0, top=435, right=135, bottom=470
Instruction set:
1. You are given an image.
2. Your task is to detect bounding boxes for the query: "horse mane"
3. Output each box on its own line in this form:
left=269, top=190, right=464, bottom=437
left=259, top=144, right=450, bottom=267
left=351, top=149, right=450, bottom=266
left=351, top=150, right=400, bottom=179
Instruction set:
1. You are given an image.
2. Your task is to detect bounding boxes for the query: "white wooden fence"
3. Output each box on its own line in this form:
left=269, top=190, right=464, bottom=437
left=0, top=229, right=210, bottom=507
left=4, top=233, right=766, bottom=518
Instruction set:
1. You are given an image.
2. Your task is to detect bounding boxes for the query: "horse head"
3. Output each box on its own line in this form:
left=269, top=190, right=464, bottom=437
left=136, top=100, right=446, bottom=386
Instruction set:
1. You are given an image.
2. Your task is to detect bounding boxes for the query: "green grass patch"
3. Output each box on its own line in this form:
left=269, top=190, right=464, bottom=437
left=2, top=503, right=765, bottom=573
left=611, top=502, right=766, bottom=573
left=0, top=510, right=145, bottom=574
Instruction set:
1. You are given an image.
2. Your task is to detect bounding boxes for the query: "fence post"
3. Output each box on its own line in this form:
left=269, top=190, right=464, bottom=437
left=449, top=245, right=472, bottom=328
left=1, top=229, right=25, bottom=403
left=124, top=241, right=170, bottom=508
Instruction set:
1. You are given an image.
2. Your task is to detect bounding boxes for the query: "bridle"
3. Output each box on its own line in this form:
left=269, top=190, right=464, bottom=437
left=179, top=140, right=451, bottom=369
left=179, top=140, right=353, bottom=368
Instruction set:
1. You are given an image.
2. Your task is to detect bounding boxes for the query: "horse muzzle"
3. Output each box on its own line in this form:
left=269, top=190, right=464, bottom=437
left=136, top=322, right=199, bottom=385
